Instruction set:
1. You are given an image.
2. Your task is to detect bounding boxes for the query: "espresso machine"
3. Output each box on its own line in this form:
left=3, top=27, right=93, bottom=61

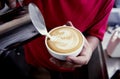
left=0, top=6, right=40, bottom=79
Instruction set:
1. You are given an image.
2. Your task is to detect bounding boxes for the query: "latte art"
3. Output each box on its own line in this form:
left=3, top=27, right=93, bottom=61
left=50, top=29, right=79, bottom=50
left=47, top=26, right=83, bottom=54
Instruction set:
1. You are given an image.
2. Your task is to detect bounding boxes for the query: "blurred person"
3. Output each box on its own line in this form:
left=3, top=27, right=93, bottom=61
left=0, top=0, right=114, bottom=79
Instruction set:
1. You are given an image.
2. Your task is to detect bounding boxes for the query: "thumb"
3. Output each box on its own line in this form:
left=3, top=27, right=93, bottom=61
left=67, top=56, right=88, bottom=65
left=65, top=21, right=74, bottom=26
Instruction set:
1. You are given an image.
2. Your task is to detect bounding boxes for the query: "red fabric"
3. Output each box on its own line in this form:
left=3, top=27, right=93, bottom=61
left=23, top=0, right=114, bottom=71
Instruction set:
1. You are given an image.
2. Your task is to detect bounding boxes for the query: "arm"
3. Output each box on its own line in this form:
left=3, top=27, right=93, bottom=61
left=49, top=22, right=100, bottom=68
left=74, top=36, right=99, bottom=64
left=50, top=35, right=100, bottom=68
left=65, top=36, right=99, bottom=67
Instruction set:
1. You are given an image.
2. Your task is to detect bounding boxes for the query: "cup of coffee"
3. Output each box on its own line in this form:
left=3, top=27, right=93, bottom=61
left=45, top=25, right=84, bottom=60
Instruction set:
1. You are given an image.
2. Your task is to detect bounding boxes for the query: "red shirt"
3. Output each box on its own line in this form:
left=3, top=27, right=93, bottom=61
left=23, top=0, right=114, bottom=71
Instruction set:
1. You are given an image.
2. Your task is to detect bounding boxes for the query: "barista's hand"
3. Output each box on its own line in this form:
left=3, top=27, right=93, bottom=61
left=66, top=37, right=93, bottom=67
left=50, top=21, right=99, bottom=69
left=0, top=0, right=17, bottom=10
left=0, top=0, right=27, bottom=19
left=50, top=37, right=93, bottom=69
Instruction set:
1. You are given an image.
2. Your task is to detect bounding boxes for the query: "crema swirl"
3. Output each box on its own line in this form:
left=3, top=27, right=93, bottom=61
left=47, top=26, right=83, bottom=54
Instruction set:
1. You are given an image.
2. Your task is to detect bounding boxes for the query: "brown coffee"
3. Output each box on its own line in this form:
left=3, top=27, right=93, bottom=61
left=47, top=26, right=83, bottom=54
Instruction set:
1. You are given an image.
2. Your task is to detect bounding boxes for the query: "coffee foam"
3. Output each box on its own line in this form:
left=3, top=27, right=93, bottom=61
left=47, top=26, right=83, bottom=54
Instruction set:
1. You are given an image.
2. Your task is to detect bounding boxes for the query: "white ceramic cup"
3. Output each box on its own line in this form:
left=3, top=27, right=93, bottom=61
left=45, top=25, right=84, bottom=60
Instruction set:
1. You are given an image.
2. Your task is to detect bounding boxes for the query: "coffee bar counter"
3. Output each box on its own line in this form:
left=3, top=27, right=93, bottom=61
left=102, top=27, right=120, bottom=79
left=0, top=13, right=40, bottom=55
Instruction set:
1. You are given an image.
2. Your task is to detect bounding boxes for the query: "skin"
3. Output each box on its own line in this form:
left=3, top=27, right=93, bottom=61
left=0, top=0, right=100, bottom=69
left=50, top=21, right=99, bottom=69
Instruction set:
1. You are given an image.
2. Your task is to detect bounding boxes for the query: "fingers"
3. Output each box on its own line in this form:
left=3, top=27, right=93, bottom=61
left=67, top=56, right=88, bottom=65
left=65, top=21, right=74, bottom=26
left=50, top=57, right=73, bottom=68
left=50, top=57, right=82, bottom=68
left=50, top=57, right=66, bottom=67
left=0, top=0, right=23, bottom=9
left=6, top=0, right=17, bottom=8
left=67, top=37, right=92, bottom=65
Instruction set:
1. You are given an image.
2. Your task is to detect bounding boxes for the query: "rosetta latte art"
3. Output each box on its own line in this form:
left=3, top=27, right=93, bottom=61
left=47, top=26, right=83, bottom=54
left=51, top=29, right=79, bottom=50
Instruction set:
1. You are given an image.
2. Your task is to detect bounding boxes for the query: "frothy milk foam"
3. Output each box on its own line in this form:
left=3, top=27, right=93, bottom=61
left=47, top=26, right=83, bottom=54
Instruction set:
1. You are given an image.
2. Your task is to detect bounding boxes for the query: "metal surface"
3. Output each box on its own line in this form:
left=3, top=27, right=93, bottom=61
left=28, top=3, right=48, bottom=36
left=0, top=21, right=39, bottom=55
left=0, top=6, right=40, bottom=55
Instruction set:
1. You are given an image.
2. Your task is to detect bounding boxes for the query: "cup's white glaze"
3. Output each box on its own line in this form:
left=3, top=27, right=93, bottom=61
left=45, top=26, right=84, bottom=60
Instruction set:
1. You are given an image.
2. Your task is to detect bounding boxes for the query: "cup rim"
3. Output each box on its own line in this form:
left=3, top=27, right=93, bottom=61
left=45, top=25, right=84, bottom=55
